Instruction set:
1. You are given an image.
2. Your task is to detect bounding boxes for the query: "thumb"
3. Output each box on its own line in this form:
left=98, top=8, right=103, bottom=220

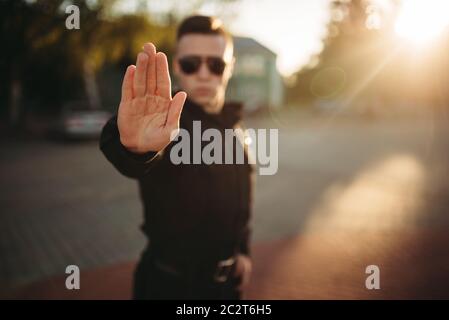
left=166, top=91, right=187, bottom=128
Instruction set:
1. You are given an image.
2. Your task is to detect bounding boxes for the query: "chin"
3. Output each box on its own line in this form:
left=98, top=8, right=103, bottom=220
left=190, top=95, right=223, bottom=114
left=192, top=95, right=214, bottom=107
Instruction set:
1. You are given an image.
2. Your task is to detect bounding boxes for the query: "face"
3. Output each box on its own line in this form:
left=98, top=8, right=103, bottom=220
left=173, top=34, right=234, bottom=114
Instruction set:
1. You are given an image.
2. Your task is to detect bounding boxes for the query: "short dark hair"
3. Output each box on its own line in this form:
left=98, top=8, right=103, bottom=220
left=176, top=15, right=233, bottom=48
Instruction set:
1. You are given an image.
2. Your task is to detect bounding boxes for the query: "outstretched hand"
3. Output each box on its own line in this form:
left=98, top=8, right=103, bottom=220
left=118, top=43, right=187, bottom=154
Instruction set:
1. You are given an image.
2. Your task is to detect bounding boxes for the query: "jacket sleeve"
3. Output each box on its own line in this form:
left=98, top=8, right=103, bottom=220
left=238, top=225, right=252, bottom=256
left=99, top=115, right=161, bottom=179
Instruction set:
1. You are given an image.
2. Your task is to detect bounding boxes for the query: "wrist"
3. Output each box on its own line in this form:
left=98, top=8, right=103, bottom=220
left=124, top=145, right=149, bottom=155
left=119, top=140, right=159, bottom=162
left=119, top=135, right=159, bottom=155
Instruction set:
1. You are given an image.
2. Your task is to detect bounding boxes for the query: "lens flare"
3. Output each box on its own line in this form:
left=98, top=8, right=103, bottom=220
left=395, top=0, right=449, bottom=45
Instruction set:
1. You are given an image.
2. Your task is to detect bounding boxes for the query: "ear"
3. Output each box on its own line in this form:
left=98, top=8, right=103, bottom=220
left=226, top=56, right=236, bottom=79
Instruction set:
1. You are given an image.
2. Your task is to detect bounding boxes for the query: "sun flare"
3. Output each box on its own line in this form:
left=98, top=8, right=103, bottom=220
left=395, top=0, right=449, bottom=45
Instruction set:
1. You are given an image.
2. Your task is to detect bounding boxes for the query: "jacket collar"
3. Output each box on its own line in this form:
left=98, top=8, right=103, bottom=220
left=183, top=98, right=243, bottom=129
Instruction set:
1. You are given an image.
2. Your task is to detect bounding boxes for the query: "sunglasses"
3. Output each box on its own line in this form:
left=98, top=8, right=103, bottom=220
left=178, top=55, right=227, bottom=76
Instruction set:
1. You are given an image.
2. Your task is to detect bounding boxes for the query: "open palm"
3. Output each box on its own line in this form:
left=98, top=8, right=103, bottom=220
left=118, top=43, right=187, bottom=154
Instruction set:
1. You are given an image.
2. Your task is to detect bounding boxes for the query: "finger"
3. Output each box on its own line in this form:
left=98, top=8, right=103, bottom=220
left=166, top=91, right=186, bottom=127
left=156, top=52, right=171, bottom=99
left=237, top=267, right=250, bottom=290
left=134, top=52, right=148, bottom=97
left=143, top=43, right=157, bottom=95
left=121, top=65, right=135, bottom=102
left=233, top=259, right=242, bottom=276
left=236, top=257, right=251, bottom=290
left=238, top=274, right=249, bottom=291
left=236, top=270, right=245, bottom=290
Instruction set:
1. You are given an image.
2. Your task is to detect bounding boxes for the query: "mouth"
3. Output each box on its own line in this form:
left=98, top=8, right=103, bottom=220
left=194, top=87, right=213, bottom=96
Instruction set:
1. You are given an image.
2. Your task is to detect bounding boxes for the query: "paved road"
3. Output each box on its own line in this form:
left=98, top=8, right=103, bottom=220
left=1, top=111, right=449, bottom=298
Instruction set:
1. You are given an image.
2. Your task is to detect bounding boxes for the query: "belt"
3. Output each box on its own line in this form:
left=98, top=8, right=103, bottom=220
left=153, top=256, right=237, bottom=283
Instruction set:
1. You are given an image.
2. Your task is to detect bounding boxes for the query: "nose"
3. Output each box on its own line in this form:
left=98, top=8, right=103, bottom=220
left=197, top=61, right=211, bottom=80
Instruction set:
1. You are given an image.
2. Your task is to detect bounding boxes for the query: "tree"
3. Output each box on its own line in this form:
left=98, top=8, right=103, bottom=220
left=0, top=0, right=177, bottom=127
left=1, top=0, right=67, bottom=126
left=287, top=0, right=401, bottom=110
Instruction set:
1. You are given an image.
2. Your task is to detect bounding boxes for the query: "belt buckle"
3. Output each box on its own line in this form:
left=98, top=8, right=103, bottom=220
left=213, top=257, right=235, bottom=283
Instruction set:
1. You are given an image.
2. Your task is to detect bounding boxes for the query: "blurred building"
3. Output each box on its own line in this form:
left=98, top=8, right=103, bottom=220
left=227, top=36, right=285, bottom=113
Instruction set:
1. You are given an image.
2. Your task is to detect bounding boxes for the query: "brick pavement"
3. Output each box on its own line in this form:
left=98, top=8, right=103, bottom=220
left=2, top=116, right=449, bottom=300
left=7, top=227, right=449, bottom=300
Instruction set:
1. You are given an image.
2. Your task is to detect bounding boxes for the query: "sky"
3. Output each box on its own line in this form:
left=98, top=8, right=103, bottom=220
left=114, top=0, right=332, bottom=77
left=231, top=0, right=331, bottom=76
left=111, top=0, right=449, bottom=76
left=201, top=0, right=331, bottom=76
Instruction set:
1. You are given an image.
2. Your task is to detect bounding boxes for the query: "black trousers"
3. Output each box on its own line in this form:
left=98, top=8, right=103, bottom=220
left=133, top=248, right=242, bottom=300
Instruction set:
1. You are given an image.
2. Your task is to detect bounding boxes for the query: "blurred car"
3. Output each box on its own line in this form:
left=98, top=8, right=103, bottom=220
left=52, top=101, right=112, bottom=139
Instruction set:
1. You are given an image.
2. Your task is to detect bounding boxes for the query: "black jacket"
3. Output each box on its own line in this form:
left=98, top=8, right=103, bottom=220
left=100, top=99, right=254, bottom=265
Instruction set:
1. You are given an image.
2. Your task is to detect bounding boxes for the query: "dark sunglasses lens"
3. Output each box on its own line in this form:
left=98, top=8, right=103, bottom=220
left=179, top=57, right=201, bottom=74
left=207, top=58, right=226, bottom=75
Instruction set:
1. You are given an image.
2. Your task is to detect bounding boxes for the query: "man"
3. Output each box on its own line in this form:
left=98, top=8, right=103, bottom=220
left=100, top=15, right=253, bottom=300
